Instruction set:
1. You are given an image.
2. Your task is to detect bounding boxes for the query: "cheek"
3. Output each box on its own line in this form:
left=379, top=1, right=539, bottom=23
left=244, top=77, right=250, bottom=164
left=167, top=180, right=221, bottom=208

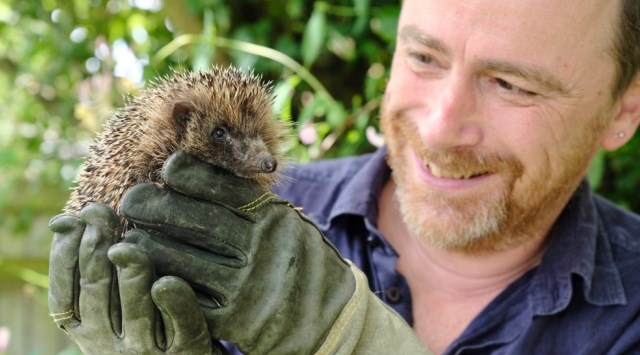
left=181, top=131, right=212, bottom=158
left=487, top=102, right=563, bottom=159
left=497, top=106, right=598, bottom=195
left=381, top=73, right=427, bottom=141
left=386, top=56, right=432, bottom=106
left=506, top=121, right=549, bottom=164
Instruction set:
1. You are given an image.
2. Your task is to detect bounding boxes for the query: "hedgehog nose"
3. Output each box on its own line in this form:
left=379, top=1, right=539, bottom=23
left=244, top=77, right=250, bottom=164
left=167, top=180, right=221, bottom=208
left=261, top=157, right=278, bottom=173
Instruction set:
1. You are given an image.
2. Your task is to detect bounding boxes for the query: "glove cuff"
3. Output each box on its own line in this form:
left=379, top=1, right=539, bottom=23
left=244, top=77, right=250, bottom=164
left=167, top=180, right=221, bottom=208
left=314, top=263, right=432, bottom=355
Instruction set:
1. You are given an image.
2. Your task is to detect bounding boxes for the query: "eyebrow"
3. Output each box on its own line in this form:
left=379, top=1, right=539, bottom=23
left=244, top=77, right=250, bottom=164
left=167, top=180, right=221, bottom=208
left=398, top=25, right=570, bottom=95
left=399, top=26, right=451, bottom=55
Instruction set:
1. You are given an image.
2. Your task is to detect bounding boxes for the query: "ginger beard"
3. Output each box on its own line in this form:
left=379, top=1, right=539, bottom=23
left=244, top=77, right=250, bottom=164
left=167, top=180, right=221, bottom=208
left=380, top=107, right=607, bottom=254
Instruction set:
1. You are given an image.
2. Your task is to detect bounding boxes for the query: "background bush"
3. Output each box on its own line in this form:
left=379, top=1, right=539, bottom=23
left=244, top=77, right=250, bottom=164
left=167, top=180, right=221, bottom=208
left=0, top=0, right=638, bottom=352
left=2, top=0, right=640, bottom=282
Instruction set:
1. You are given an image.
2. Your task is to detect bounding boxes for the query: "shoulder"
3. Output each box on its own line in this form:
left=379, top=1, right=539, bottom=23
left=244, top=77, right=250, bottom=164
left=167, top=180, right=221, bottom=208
left=594, top=195, right=640, bottom=254
left=512, top=193, right=640, bottom=353
left=594, top=196, right=640, bottom=347
left=593, top=195, right=640, bottom=294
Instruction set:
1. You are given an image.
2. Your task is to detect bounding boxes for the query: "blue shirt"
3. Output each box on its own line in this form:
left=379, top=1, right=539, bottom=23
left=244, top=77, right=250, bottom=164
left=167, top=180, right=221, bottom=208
left=229, top=147, right=640, bottom=354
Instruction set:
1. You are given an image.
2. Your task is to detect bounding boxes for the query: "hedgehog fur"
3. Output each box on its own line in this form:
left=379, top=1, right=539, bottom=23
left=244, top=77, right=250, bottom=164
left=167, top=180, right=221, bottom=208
left=64, top=66, right=288, bottom=217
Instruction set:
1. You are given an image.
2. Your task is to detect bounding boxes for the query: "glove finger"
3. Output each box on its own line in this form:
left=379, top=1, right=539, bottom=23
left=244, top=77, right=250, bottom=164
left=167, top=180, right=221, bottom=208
left=48, top=214, right=85, bottom=329
left=77, top=203, right=122, bottom=332
left=162, top=150, right=267, bottom=208
left=122, top=229, right=236, bottom=304
left=151, top=276, right=212, bottom=352
left=107, top=242, right=158, bottom=351
left=120, top=183, right=252, bottom=260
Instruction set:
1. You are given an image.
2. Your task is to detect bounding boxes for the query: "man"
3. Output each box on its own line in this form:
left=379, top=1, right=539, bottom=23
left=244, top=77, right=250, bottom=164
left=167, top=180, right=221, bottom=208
left=48, top=0, right=640, bottom=354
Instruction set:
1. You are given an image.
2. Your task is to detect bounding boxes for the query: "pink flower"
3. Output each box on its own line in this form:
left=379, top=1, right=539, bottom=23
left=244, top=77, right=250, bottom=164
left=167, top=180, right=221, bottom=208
left=0, top=326, right=10, bottom=352
left=299, top=122, right=318, bottom=145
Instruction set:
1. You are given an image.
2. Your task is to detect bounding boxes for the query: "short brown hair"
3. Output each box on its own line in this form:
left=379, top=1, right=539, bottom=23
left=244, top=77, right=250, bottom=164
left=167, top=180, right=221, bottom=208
left=612, top=0, right=640, bottom=98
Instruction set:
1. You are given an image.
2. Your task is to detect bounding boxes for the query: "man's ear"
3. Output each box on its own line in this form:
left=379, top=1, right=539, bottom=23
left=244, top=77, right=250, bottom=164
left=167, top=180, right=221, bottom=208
left=601, top=76, right=640, bottom=151
left=171, top=100, right=195, bottom=134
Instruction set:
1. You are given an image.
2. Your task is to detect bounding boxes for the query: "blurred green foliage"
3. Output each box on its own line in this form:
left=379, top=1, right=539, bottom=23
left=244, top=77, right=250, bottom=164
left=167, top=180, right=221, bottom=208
left=1, top=0, right=639, bottom=282
left=0, top=0, right=398, bottom=284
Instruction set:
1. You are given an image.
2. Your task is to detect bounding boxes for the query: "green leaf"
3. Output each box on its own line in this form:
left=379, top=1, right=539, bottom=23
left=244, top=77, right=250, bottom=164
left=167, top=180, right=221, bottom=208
left=301, top=7, right=327, bottom=67
left=326, top=102, right=347, bottom=128
left=371, top=6, right=400, bottom=43
left=272, top=75, right=301, bottom=122
left=352, top=0, right=370, bottom=35
left=0, top=148, right=17, bottom=167
left=193, top=8, right=217, bottom=71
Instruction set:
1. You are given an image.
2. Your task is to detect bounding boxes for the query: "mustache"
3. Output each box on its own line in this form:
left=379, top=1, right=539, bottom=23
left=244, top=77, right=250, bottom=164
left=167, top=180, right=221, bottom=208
left=421, top=149, right=524, bottom=178
left=391, top=112, right=524, bottom=178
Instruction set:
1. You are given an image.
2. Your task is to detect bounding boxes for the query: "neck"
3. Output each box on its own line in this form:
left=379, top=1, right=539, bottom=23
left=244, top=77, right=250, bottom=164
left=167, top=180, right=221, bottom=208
left=379, top=179, right=549, bottom=299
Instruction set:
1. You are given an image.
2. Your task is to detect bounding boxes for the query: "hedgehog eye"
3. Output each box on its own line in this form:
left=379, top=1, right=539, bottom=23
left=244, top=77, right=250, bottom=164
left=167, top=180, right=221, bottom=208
left=212, top=127, right=228, bottom=140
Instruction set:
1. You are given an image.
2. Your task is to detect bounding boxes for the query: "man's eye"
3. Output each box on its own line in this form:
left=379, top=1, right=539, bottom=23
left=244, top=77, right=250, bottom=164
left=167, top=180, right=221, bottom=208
left=408, top=52, right=436, bottom=65
left=495, top=78, right=537, bottom=97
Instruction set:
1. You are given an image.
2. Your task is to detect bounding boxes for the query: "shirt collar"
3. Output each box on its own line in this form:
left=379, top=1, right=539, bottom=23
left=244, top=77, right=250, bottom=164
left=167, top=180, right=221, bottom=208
left=530, top=181, right=627, bottom=315
left=326, top=146, right=390, bottom=227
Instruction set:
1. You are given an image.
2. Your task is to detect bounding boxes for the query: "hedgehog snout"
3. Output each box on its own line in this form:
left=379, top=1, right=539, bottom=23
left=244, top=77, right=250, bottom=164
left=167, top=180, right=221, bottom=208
left=261, top=156, right=277, bottom=173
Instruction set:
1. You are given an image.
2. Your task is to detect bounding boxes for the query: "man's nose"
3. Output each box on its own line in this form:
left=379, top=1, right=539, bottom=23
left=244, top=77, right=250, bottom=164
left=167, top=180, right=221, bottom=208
left=417, top=73, right=483, bottom=152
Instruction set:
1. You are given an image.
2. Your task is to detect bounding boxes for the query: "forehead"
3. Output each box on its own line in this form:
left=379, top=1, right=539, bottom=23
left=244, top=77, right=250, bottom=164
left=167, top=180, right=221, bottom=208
left=398, top=0, right=619, bottom=70
left=399, top=0, right=618, bottom=37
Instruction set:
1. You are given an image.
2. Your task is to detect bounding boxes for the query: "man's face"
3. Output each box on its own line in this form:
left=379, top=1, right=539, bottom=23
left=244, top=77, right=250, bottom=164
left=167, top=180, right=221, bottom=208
left=382, top=0, right=621, bottom=252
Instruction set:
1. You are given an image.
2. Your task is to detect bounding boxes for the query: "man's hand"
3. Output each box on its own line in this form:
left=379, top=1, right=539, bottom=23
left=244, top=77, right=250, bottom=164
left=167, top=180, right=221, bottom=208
left=119, top=151, right=430, bottom=355
left=48, top=203, right=217, bottom=354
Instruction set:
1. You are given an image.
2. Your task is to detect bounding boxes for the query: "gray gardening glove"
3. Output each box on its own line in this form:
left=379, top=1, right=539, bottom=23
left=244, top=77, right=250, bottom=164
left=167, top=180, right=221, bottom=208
left=48, top=203, right=220, bottom=354
left=119, top=151, right=430, bottom=354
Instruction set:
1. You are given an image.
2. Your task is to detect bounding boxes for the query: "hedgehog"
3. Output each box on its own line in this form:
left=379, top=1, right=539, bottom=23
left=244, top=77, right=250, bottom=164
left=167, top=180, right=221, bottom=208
left=64, top=66, right=288, bottom=221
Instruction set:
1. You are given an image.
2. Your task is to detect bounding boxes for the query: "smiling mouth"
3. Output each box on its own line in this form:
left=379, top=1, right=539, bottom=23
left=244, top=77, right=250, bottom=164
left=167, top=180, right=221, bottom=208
left=427, top=162, right=490, bottom=180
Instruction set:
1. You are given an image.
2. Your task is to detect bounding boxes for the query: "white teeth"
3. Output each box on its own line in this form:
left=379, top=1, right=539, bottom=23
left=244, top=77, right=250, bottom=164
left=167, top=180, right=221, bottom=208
left=429, top=163, right=444, bottom=178
left=428, top=163, right=480, bottom=180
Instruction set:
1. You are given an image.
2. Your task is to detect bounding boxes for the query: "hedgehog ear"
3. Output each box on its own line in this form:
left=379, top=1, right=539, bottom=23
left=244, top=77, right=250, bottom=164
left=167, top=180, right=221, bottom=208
left=171, top=100, right=195, bottom=133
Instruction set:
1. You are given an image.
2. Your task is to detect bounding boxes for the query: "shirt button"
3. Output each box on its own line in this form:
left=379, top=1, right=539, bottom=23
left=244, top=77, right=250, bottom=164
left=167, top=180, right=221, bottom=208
left=367, top=235, right=381, bottom=247
left=385, top=286, right=403, bottom=304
